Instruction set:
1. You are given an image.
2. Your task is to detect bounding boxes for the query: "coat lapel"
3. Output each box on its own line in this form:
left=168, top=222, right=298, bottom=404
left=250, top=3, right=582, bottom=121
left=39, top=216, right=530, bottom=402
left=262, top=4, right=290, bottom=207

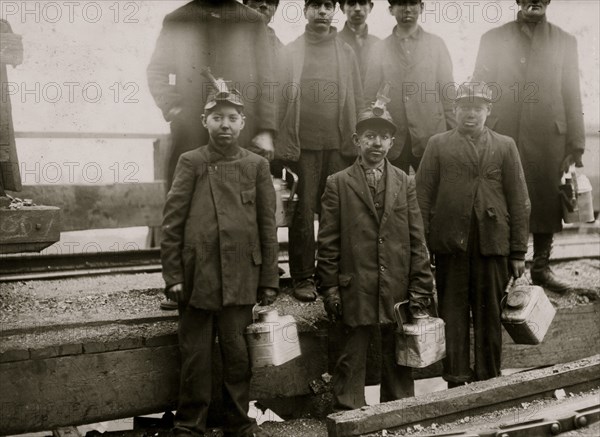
left=347, top=162, right=379, bottom=222
left=380, top=160, right=400, bottom=229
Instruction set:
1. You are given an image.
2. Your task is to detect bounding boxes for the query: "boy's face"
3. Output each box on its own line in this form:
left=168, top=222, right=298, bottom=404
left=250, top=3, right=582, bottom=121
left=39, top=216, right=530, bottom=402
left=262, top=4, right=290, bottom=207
left=353, top=126, right=394, bottom=167
left=246, top=0, right=278, bottom=23
left=202, top=104, right=245, bottom=148
left=305, top=1, right=336, bottom=32
left=343, top=1, right=372, bottom=27
left=389, top=1, right=423, bottom=27
left=454, top=100, right=491, bottom=136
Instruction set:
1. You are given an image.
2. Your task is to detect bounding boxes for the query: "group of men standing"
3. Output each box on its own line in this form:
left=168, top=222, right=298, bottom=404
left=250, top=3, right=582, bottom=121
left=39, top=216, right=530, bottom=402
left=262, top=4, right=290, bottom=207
left=149, top=1, right=586, bottom=436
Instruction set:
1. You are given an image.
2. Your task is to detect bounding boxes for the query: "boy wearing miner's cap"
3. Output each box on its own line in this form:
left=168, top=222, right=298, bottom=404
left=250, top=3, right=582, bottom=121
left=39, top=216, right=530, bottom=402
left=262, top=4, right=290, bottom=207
left=316, top=103, right=434, bottom=410
left=161, top=78, right=278, bottom=437
left=415, top=82, right=530, bottom=387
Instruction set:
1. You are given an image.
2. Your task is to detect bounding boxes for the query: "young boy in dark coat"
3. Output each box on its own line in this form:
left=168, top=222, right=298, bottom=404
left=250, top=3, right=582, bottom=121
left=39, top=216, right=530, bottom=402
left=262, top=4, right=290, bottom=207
left=415, top=82, right=530, bottom=387
left=316, top=104, right=433, bottom=410
left=161, top=82, right=279, bottom=437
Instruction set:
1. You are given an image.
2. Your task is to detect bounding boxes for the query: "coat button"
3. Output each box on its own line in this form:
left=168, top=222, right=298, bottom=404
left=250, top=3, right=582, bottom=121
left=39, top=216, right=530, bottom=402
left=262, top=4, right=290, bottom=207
left=374, top=202, right=380, bottom=208
left=378, top=238, right=384, bottom=244
left=520, top=57, right=526, bottom=64
left=380, top=265, right=386, bottom=272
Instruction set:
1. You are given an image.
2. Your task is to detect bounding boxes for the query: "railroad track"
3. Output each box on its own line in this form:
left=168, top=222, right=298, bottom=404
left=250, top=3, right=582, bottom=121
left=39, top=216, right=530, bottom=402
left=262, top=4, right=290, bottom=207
left=1, top=226, right=598, bottom=282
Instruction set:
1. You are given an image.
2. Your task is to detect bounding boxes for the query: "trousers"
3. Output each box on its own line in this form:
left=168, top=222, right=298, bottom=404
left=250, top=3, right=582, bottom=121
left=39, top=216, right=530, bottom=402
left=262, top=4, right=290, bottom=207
left=434, top=219, right=509, bottom=384
left=174, top=305, right=256, bottom=435
left=288, top=149, right=348, bottom=280
left=332, top=324, right=414, bottom=410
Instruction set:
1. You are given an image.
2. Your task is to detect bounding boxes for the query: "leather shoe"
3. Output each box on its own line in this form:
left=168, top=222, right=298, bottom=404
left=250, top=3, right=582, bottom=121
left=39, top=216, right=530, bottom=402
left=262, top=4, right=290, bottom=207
left=292, top=278, right=318, bottom=302
left=160, top=298, right=178, bottom=310
left=531, top=267, right=571, bottom=293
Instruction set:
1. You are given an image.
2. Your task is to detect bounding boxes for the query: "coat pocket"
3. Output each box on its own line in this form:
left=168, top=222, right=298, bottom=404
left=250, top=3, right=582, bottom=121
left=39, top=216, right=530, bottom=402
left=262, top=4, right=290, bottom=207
left=339, top=273, right=352, bottom=288
left=555, top=120, right=567, bottom=135
left=252, top=248, right=262, bottom=266
left=241, top=188, right=256, bottom=205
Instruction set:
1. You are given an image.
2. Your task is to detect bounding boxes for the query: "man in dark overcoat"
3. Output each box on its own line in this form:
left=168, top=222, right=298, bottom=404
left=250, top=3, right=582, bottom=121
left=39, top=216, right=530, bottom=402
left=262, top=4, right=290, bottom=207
left=472, top=0, right=585, bottom=292
left=147, top=0, right=278, bottom=187
left=316, top=105, right=433, bottom=410
left=415, top=83, right=530, bottom=386
left=0, top=19, right=23, bottom=197
left=161, top=85, right=278, bottom=437
left=338, top=0, right=380, bottom=82
left=276, top=0, right=364, bottom=302
left=364, top=0, right=455, bottom=174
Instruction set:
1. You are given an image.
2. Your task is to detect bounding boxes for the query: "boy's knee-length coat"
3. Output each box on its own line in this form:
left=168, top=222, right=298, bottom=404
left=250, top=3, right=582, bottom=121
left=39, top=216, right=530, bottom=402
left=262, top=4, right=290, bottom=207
left=316, top=160, right=433, bottom=327
left=161, top=146, right=279, bottom=310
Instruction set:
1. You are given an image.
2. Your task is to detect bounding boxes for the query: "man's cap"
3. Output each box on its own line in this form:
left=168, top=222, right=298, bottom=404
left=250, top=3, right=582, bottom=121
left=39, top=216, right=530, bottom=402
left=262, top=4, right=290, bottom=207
left=356, top=106, right=397, bottom=134
left=204, top=88, right=244, bottom=110
left=455, top=81, right=493, bottom=103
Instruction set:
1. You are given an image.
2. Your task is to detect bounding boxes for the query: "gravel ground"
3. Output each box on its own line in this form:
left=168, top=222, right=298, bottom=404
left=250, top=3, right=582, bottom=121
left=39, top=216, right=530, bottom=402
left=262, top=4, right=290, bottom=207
left=1, top=259, right=597, bottom=332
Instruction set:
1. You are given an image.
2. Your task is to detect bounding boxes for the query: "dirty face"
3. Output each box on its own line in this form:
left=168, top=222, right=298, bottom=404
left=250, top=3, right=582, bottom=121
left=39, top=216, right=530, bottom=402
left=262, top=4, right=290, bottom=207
left=454, top=100, right=491, bottom=136
left=343, top=0, right=372, bottom=27
left=389, top=0, right=423, bottom=28
left=353, top=126, right=394, bottom=167
left=202, top=104, right=245, bottom=148
left=246, top=0, right=278, bottom=23
left=518, top=0, right=551, bottom=20
left=305, top=0, right=336, bottom=32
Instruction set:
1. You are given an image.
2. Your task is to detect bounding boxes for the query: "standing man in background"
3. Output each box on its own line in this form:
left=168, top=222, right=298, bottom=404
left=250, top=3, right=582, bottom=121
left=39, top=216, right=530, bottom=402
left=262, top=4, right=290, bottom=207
left=276, top=0, right=364, bottom=302
left=473, top=0, right=586, bottom=293
left=338, top=0, right=380, bottom=82
left=147, top=0, right=278, bottom=187
left=0, top=19, right=23, bottom=200
left=364, top=0, right=455, bottom=174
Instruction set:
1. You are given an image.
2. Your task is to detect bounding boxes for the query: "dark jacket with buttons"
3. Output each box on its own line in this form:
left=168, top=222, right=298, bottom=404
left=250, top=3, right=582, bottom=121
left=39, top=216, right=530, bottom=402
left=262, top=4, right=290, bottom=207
left=161, top=144, right=279, bottom=310
left=472, top=15, right=585, bottom=233
left=364, top=26, right=456, bottom=161
left=316, top=159, right=433, bottom=326
left=415, top=127, right=530, bottom=258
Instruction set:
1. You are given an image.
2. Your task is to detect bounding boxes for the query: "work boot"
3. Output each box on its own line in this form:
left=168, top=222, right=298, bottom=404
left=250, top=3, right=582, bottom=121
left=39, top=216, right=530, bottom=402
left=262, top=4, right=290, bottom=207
left=531, top=233, right=571, bottom=293
left=160, top=298, right=178, bottom=310
left=292, top=277, right=318, bottom=302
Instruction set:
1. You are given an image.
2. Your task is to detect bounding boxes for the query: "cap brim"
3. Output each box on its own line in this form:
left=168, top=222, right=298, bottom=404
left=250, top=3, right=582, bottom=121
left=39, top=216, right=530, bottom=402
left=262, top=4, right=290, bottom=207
left=356, top=118, right=397, bottom=134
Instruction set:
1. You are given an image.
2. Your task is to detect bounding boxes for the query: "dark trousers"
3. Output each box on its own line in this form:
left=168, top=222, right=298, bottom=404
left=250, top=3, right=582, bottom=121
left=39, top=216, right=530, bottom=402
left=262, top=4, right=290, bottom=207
left=174, top=305, right=256, bottom=436
left=435, top=228, right=509, bottom=384
left=390, top=135, right=421, bottom=175
left=288, top=149, right=348, bottom=280
left=333, top=324, right=414, bottom=410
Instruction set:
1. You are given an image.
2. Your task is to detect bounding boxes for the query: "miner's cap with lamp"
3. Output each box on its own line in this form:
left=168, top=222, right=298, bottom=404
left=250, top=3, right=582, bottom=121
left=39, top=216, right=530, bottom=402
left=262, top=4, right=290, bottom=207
left=201, top=67, right=244, bottom=110
left=455, top=81, right=494, bottom=104
left=356, top=82, right=397, bottom=134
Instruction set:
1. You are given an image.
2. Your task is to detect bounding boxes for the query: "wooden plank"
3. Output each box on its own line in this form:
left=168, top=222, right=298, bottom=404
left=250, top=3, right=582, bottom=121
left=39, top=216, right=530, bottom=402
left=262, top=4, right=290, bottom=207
left=0, top=206, right=60, bottom=253
left=8, top=183, right=166, bottom=231
left=0, top=345, right=180, bottom=435
left=326, top=355, right=600, bottom=437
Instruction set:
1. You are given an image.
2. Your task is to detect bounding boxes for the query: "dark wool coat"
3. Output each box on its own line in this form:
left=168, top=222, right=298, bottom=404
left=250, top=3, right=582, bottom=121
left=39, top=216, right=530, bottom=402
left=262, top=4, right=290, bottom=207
left=415, top=128, right=530, bottom=258
left=316, top=160, right=433, bottom=327
left=472, top=15, right=585, bottom=233
left=147, top=0, right=277, bottom=148
left=364, top=26, right=456, bottom=161
left=161, top=145, right=279, bottom=310
left=338, top=23, right=380, bottom=82
left=0, top=19, right=22, bottom=193
left=275, top=33, right=364, bottom=161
